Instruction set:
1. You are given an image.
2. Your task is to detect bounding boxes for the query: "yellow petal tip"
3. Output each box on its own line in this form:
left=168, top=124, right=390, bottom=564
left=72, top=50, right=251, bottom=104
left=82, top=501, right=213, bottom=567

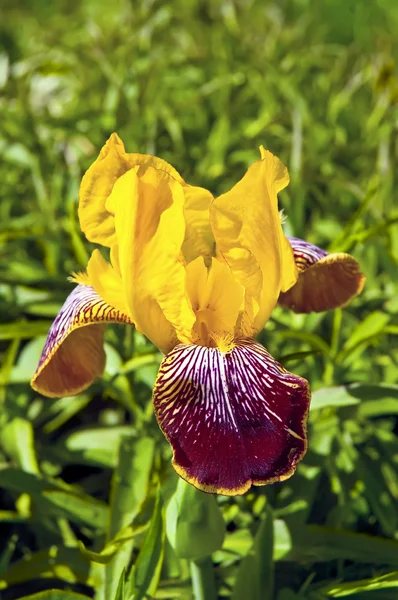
left=99, top=132, right=125, bottom=158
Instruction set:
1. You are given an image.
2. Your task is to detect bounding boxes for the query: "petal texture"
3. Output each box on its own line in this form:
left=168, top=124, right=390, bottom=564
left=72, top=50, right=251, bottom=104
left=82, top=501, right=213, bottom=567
left=79, top=133, right=185, bottom=248
left=185, top=257, right=245, bottom=347
left=31, top=284, right=133, bottom=398
left=153, top=338, right=310, bottom=495
left=210, top=152, right=298, bottom=336
left=108, top=166, right=196, bottom=352
left=182, top=185, right=215, bottom=263
left=278, top=237, right=365, bottom=313
left=85, top=249, right=129, bottom=315
left=78, top=133, right=127, bottom=247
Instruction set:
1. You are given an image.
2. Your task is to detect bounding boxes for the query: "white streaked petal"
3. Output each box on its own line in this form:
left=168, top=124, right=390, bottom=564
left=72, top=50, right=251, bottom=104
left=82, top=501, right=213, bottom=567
left=153, top=338, right=310, bottom=496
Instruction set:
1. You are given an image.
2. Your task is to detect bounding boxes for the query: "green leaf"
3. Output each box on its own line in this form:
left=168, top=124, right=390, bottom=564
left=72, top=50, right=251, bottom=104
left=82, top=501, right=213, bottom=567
left=275, top=330, right=330, bottom=355
left=274, top=522, right=398, bottom=565
left=319, top=570, right=398, bottom=597
left=1, top=417, right=39, bottom=474
left=353, top=384, right=398, bottom=417
left=0, top=534, right=18, bottom=577
left=0, top=468, right=108, bottom=530
left=102, top=436, right=155, bottom=600
left=279, top=349, right=321, bottom=365
left=41, top=395, right=92, bottom=434
left=356, top=454, right=397, bottom=537
left=310, top=387, right=361, bottom=411
left=14, top=593, right=91, bottom=600
left=126, top=487, right=165, bottom=600
left=0, top=548, right=97, bottom=590
left=113, top=568, right=127, bottom=600
left=0, top=468, right=55, bottom=496
left=120, top=352, right=162, bottom=374
left=190, top=557, right=217, bottom=600
left=311, top=383, right=398, bottom=416
left=341, top=311, right=390, bottom=356
left=0, top=320, right=53, bottom=340
left=108, top=435, right=155, bottom=533
left=214, top=529, right=253, bottom=562
left=8, top=336, right=46, bottom=383
left=41, top=490, right=109, bottom=531
left=63, top=426, right=137, bottom=467
left=231, top=503, right=274, bottom=600
left=166, top=478, right=225, bottom=560
left=79, top=523, right=148, bottom=564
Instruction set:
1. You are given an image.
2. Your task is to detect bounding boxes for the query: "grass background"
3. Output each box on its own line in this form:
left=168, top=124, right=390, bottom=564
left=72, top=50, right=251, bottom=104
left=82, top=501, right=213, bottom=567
left=1, top=0, right=398, bottom=598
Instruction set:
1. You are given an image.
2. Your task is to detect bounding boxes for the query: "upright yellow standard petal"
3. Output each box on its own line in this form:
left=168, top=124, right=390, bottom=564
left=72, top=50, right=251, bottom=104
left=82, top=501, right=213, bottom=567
left=79, top=133, right=127, bottom=247
left=79, top=133, right=185, bottom=248
left=186, top=257, right=244, bottom=346
left=124, top=153, right=185, bottom=184
left=280, top=235, right=298, bottom=292
left=182, top=186, right=215, bottom=263
left=108, top=166, right=196, bottom=352
left=210, top=151, right=297, bottom=333
left=259, top=146, right=298, bottom=293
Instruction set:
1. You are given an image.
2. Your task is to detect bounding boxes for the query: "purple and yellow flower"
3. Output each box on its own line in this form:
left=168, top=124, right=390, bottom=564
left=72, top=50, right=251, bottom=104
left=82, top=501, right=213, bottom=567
left=30, top=134, right=365, bottom=495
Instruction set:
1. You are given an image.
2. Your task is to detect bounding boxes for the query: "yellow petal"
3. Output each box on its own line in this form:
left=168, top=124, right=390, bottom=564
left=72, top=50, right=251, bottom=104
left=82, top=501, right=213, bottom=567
left=110, top=244, right=121, bottom=277
left=79, top=134, right=185, bottom=248
left=182, top=186, right=215, bottom=263
left=259, top=145, right=290, bottom=193
left=103, top=148, right=215, bottom=263
left=280, top=234, right=299, bottom=292
left=210, top=151, right=298, bottom=333
left=186, top=257, right=245, bottom=346
left=78, top=133, right=127, bottom=247
left=124, top=154, right=216, bottom=263
left=259, top=145, right=298, bottom=292
left=31, top=284, right=133, bottom=398
left=109, top=167, right=196, bottom=352
left=85, top=249, right=130, bottom=316
left=259, top=146, right=298, bottom=292
left=126, top=153, right=185, bottom=184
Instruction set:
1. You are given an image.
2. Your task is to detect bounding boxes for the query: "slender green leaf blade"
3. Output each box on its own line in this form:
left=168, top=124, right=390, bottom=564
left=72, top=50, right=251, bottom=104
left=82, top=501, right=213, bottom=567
left=232, top=503, right=274, bottom=600
left=126, top=488, right=165, bottom=600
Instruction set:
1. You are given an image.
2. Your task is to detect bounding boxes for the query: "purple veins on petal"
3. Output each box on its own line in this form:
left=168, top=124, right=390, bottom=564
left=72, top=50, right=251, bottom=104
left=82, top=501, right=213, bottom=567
left=31, top=284, right=133, bottom=398
left=287, top=236, right=328, bottom=271
left=153, top=338, right=310, bottom=496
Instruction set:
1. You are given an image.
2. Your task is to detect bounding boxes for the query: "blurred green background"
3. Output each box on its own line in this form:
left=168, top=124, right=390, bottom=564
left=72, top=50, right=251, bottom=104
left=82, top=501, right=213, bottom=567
left=1, top=0, right=398, bottom=598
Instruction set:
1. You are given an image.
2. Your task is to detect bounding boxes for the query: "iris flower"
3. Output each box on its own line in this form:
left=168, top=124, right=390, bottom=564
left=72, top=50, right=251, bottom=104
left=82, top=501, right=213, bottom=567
left=31, top=134, right=364, bottom=495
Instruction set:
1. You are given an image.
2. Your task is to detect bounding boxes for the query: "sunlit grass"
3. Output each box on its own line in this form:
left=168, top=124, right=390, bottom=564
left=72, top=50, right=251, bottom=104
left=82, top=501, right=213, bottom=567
left=0, top=0, right=398, bottom=598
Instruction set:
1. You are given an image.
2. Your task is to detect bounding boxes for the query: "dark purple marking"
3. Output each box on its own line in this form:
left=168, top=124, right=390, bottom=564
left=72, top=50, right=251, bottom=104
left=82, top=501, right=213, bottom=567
left=288, top=237, right=328, bottom=271
left=153, top=339, right=310, bottom=495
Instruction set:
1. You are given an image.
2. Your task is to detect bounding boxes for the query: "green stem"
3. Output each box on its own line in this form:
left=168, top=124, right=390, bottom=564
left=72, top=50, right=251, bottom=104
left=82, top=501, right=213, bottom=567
left=190, top=557, right=217, bottom=600
left=323, top=308, right=342, bottom=385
